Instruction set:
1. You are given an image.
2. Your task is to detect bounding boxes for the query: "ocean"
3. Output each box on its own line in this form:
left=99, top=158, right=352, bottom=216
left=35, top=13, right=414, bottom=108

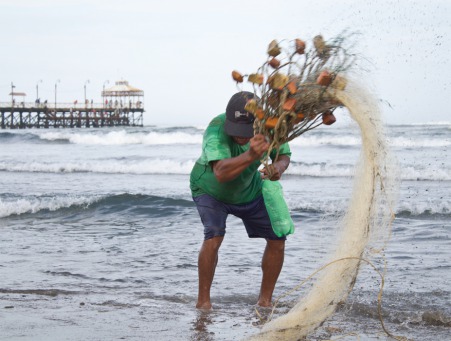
left=0, top=120, right=449, bottom=340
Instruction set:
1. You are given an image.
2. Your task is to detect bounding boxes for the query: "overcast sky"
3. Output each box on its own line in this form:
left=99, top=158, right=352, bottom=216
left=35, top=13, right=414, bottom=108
left=1, top=0, right=449, bottom=126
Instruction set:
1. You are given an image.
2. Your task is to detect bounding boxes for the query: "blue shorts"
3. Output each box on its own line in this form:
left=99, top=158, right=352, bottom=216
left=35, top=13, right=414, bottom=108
left=192, top=194, right=286, bottom=241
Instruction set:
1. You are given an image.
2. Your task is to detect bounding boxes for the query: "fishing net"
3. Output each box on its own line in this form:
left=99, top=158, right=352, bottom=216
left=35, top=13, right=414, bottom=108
left=232, top=35, right=400, bottom=340
left=232, top=34, right=356, bottom=170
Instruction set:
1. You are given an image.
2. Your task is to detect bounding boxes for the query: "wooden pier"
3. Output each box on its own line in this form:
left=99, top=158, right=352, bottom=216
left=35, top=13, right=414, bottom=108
left=0, top=102, right=143, bottom=129
left=2, top=80, right=145, bottom=129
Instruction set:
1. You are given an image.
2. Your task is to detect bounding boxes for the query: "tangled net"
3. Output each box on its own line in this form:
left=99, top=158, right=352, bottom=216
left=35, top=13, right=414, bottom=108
left=232, top=34, right=356, bottom=168
left=232, top=35, right=401, bottom=340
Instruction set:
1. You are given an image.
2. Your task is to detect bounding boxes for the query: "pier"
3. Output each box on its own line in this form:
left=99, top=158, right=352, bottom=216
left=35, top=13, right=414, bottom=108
left=1, top=80, right=144, bottom=129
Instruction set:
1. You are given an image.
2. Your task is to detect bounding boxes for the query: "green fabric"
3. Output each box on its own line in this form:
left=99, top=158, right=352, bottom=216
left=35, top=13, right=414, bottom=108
left=262, top=180, right=295, bottom=237
left=190, top=113, right=291, bottom=204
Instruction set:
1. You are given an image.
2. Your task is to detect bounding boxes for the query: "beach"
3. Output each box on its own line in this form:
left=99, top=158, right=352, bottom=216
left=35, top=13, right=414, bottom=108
left=0, top=122, right=450, bottom=340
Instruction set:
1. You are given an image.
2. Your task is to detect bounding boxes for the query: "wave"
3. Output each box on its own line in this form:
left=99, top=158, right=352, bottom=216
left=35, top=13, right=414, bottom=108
left=289, top=134, right=451, bottom=148
left=287, top=161, right=355, bottom=177
left=395, top=199, right=451, bottom=217
left=0, top=194, right=101, bottom=218
left=1, top=159, right=449, bottom=181
left=289, top=134, right=362, bottom=147
left=287, top=197, right=450, bottom=217
left=389, top=136, right=451, bottom=148
left=0, top=129, right=203, bottom=145
left=0, top=131, right=45, bottom=143
left=396, top=166, right=451, bottom=181
left=400, top=121, right=451, bottom=127
left=38, top=130, right=203, bottom=145
left=0, top=193, right=193, bottom=219
left=1, top=191, right=447, bottom=220
left=288, top=162, right=451, bottom=181
left=2, top=126, right=449, bottom=149
left=0, top=159, right=195, bottom=174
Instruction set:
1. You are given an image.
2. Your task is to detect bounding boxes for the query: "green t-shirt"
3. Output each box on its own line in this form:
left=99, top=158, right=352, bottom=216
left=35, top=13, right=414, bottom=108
left=190, top=113, right=291, bottom=204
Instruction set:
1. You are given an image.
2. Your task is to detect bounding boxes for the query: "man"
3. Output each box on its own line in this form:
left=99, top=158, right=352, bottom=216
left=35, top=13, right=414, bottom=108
left=190, top=91, right=291, bottom=309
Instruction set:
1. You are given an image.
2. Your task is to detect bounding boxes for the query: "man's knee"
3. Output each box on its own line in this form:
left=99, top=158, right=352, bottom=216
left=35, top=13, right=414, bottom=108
left=266, top=239, right=285, bottom=252
left=203, top=235, right=224, bottom=251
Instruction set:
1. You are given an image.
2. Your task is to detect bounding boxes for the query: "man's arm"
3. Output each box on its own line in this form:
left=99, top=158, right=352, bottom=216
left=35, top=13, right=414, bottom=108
left=212, top=134, right=269, bottom=183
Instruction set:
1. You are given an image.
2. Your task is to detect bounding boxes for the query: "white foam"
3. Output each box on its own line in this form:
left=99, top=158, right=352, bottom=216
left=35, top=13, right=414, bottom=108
left=396, top=199, right=450, bottom=216
left=287, top=198, right=450, bottom=217
left=0, top=195, right=101, bottom=218
left=287, top=162, right=354, bottom=177
left=289, top=134, right=361, bottom=147
left=399, top=166, right=451, bottom=181
left=408, top=121, right=451, bottom=126
left=38, top=130, right=202, bottom=145
left=288, top=131, right=450, bottom=148
left=389, top=136, right=451, bottom=148
left=2, top=158, right=449, bottom=182
left=0, top=159, right=195, bottom=175
left=286, top=162, right=450, bottom=181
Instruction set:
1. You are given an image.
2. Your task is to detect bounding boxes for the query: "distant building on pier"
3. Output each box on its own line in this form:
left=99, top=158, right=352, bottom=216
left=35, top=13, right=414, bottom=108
left=102, top=80, right=144, bottom=108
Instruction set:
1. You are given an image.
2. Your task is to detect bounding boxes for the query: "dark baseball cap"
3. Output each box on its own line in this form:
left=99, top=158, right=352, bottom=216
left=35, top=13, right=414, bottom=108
left=224, top=91, right=257, bottom=138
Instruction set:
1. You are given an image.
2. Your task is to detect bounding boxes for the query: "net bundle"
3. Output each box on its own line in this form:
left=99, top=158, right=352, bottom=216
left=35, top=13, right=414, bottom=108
left=232, top=34, right=356, bottom=162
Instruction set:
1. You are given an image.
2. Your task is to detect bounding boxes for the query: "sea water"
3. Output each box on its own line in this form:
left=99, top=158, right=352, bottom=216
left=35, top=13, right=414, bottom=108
left=0, top=121, right=449, bottom=340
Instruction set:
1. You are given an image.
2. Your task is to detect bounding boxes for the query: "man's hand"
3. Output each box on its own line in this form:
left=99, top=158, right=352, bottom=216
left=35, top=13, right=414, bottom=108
left=248, top=134, right=270, bottom=161
left=260, top=154, right=290, bottom=181
left=260, top=163, right=282, bottom=181
left=213, top=134, right=270, bottom=183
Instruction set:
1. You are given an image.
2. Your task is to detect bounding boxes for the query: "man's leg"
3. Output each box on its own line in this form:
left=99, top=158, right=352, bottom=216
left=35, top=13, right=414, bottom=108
left=197, top=236, right=224, bottom=309
left=257, top=239, right=285, bottom=307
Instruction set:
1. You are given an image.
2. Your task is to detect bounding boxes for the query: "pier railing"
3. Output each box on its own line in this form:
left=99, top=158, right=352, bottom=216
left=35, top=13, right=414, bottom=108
left=0, top=101, right=143, bottom=110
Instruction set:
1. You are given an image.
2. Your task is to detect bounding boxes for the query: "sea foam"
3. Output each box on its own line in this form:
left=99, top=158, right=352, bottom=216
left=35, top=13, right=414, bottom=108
left=0, top=195, right=102, bottom=218
left=38, top=130, right=202, bottom=145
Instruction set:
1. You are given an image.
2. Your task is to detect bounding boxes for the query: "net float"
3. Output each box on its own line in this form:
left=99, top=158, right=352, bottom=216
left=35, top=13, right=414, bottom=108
left=282, top=98, right=296, bottom=112
left=267, top=40, right=281, bottom=57
left=265, top=116, right=279, bottom=129
left=255, top=108, right=265, bottom=120
left=269, top=57, right=281, bottom=69
left=295, top=39, right=306, bottom=54
left=244, top=99, right=258, bottom=113
left=294, top=112, right=305, bottom=124
left=232, top=70, right=244, bottom=83
left=322, top=110, right=336, bottom=125
left=287, top=81, right=297, bottom=95
left=248, top=73, right=264, bottom=85
left=317, top=70, right=333, bottom=86
left=269, top=73, right=289, bottom=90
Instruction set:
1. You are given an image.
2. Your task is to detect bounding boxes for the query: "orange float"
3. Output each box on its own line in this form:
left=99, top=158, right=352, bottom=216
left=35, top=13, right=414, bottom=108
left=317, top=70, right=333, bottom=86
left=295, top=39, right=306, bottom=54
left=265, top=116, right=279, bottom=129
left=269, top=58, right=281, bottom=69
left=282, top=98, right=296, bottom=111
left=232, top=70, right=243, bottom=83
left=322, top=111, right=336, bottom=125
left=287, top=81, right=297, bottom=95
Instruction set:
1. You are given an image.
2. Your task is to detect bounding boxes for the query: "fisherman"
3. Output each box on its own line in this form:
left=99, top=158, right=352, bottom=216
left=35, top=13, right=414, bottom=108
left=190, top=91, right=291, bottom=309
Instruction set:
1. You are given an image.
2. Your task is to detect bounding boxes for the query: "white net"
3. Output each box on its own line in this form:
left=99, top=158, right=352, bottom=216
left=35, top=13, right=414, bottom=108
left=246, top=80, right=399, bottom=340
